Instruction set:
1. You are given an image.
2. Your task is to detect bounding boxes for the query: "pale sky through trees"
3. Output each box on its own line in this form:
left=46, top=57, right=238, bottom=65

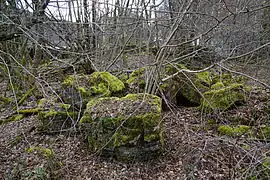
left=18, top=0, right=163, bottom=21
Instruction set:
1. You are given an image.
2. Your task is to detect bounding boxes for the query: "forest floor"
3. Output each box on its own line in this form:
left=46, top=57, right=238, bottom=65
left=0, top=58, right=269, bottom=179
left=0, top=86, right=269, bottom=180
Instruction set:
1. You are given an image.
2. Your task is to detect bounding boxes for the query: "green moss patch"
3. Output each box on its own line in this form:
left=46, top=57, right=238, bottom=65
left=259, top=126, right=270, bottom=140
left=217, top=124, right=270, bottom=140
left=0, top=96, right=13, bottom=104
left=0, top=114, right=24, bottom=126
left=262, top=158, right=270, bottom=177
left=26, top=146, right=54, bottom=159
left=218, top=125, right=250, bottom=137
left=8, top=135, right=22, bottom=147
left=18, top=108, right=41, bottom=114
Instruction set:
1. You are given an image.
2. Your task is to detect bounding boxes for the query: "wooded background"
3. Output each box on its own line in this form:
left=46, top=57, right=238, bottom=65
left=1, top=0, right=269, bottom=90
left=1, top=1, right=270, bottom=179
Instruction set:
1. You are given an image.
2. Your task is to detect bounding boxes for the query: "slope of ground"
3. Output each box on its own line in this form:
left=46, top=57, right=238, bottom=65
left=0, top=86, right=269, bottom=179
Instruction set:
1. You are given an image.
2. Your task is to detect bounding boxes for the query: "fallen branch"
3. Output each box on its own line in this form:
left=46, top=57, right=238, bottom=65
left=161, top=64, right=215, bottom=82
left=13, top=86, right=36, bottom=111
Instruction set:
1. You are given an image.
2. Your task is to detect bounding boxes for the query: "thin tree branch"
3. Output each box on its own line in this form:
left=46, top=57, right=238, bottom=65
left=217, top=63, right=270, bottom=89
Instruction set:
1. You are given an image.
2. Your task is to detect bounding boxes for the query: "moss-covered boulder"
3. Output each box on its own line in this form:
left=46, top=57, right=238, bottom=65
left=200, top=83, right=248, bottom=112
left=124, top=64, right=212, bottom=107
left=161, top=64, right=211, bottom=106
left=38, top=98, right=77, bottom=132
left=80, top=93, right=163, bottom=160
left=180, top=71, right=211, bottom=105
left=123, top=64, right=249, bottom=111
left=61, top=72, right=125, bottom=108
left=162, top=64, right=250, bottom=110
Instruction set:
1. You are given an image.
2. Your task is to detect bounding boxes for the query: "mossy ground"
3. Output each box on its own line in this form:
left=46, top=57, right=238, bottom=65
left=1, top=83, right=269, bottom=179
left=0, top=96, right=13, bottom=104
left=260, top=126, right=270, bottom=140
left=26, top=146, right=54, bottom=159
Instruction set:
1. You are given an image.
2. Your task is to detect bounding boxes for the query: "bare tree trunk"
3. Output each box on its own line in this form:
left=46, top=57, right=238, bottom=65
left=92, top=0, right=97, bottom=50
left=83, top=0, right=90, bottom=50
left=32, top=0, right=50, bottom=69
left=168, top=0, right=175, bottom=24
